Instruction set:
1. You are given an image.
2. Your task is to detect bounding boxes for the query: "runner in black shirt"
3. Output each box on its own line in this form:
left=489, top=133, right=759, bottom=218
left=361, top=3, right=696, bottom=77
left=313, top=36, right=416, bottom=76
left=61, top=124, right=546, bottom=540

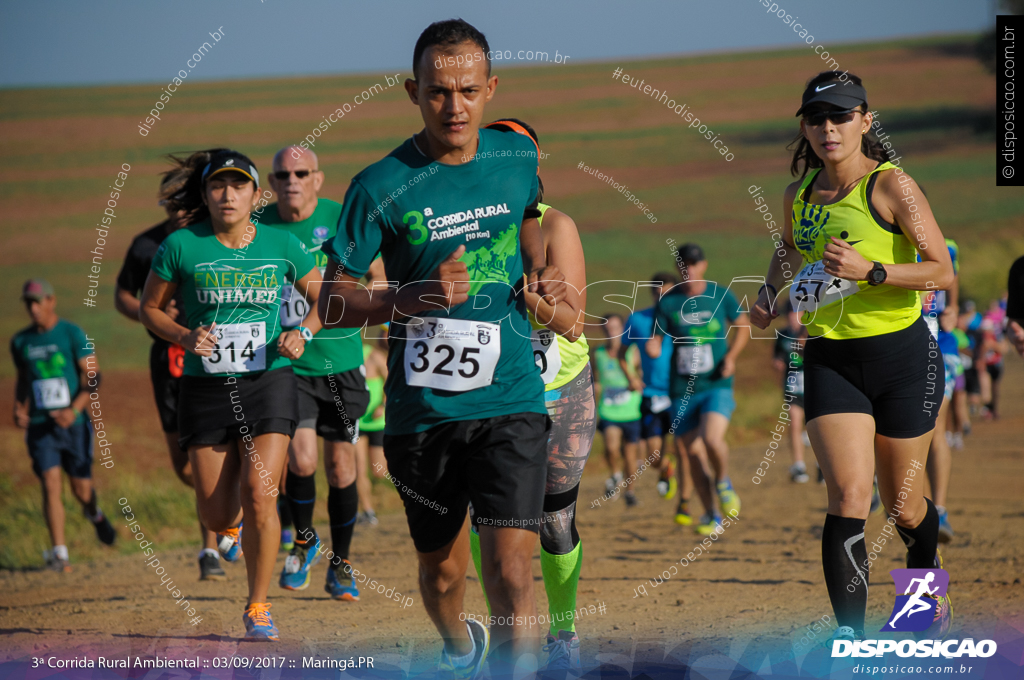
left=114, top=170, right=225, bottom=581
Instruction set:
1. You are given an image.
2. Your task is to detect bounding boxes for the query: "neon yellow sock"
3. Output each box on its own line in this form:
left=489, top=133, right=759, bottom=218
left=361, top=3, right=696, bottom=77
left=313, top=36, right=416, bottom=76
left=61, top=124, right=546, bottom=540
left=469, top=528, right=491, bottom=615
left=540, top=542, right=582, bottom=636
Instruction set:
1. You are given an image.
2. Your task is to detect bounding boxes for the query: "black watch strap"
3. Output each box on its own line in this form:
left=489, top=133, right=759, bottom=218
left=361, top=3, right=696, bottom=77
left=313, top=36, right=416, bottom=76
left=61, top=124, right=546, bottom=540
left=868, top=261, right=887, bottom=286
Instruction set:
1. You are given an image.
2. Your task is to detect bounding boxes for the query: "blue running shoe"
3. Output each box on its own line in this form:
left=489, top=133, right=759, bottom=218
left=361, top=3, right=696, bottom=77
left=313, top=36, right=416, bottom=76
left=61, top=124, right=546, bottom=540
left=695, top=512, right=723, bottom=537
left=716, top=478, right=741, bottom=516
left=217, top=523, right=242, bottom=563
left=543, top=630, right=581, bottom=673
left=325, top=558, right=360, bottom=601
left=242, top=602, right=279, bottom=641
left=279, top=534, right=322, bottom=591
left=937, top=506, right=955, bottom=544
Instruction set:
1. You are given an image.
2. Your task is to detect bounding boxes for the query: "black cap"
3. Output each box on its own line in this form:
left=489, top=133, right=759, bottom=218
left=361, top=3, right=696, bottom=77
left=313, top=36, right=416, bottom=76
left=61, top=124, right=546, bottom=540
left=678, top=243, right=705, bottom=264
left=795, top=79, right=867, bottom=117
left=201, top=150, right=259, bottom=187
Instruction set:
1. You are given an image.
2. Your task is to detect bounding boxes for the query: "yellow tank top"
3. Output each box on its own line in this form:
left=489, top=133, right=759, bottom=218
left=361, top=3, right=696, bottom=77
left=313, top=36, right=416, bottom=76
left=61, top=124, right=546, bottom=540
left=791, top=161, right=921, bottom=340
left=528, top=203, right=590, bottom=390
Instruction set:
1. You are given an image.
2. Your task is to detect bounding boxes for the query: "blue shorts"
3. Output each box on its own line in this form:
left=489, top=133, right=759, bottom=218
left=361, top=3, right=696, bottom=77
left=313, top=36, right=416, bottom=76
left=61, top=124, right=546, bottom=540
left=640, top=395, right=674, bottom=439
left=597, top=418, right=641, bottom=444
left=670, top=388, right=736, bottom=435
left=26, top=418, right=94, bottom=479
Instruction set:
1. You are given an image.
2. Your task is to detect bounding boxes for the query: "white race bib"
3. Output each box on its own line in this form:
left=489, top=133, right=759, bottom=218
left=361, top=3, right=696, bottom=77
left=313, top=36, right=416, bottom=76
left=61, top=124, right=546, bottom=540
left=787, top=370, right=805, bottom=397
left=531, top=329, right=562, bottom=385
left=404, top=318, right=500, bottom=392
left=33, top=377, right=71, bottom=409
left=675, top=343, right=714, bottom=375
left=279, top=284, right=309, bottom=328
left=649, top=394, right=672, bottom=413
left=202, top=322, right=267, bottom=374
left=790, top=260, right=860, bottom=314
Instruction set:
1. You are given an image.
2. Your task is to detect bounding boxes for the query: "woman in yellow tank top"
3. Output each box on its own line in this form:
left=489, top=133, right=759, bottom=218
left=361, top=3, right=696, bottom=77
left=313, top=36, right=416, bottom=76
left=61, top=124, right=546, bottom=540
left=750, top=72, right=954, bottom=644
left=465, top=119, right=595, bottom=672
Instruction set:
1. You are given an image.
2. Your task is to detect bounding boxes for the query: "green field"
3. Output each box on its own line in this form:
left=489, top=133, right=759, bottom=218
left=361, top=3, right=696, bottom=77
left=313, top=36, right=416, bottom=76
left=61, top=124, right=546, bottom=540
left=1, top=34, right=1019, bottom=568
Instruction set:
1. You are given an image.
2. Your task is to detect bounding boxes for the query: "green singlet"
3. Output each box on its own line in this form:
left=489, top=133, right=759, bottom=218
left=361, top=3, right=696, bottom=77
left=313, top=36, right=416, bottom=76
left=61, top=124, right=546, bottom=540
left=261, top=198, right=364, bottom=375
left=595, top=345, right=641, bottom=422
left=359, top=343, right=385, bottom=432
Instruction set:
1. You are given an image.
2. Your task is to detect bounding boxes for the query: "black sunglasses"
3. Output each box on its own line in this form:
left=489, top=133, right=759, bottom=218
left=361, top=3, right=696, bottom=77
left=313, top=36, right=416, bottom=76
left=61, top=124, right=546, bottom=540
left=272, top=169, right=316, bottom=180
left=803, top=108, right=861, bottom=127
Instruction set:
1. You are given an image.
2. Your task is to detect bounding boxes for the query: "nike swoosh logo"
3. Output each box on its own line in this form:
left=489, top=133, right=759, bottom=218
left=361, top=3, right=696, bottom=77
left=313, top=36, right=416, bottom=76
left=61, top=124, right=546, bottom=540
left=308, top=244, right=322, bottom=252
left=816, top=84, right=837, bottom=92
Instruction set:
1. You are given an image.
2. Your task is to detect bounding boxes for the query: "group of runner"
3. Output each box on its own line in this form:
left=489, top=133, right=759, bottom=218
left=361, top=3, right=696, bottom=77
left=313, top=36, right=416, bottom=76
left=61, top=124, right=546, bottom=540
left=13, top=16, right=1024, bottom=678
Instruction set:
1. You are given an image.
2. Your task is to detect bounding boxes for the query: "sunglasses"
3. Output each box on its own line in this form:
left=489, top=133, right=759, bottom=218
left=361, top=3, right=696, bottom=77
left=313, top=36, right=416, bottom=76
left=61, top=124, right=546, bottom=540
left=803, top=108, right=861, bottom=127
left=271, top=169, right=316, bottom=180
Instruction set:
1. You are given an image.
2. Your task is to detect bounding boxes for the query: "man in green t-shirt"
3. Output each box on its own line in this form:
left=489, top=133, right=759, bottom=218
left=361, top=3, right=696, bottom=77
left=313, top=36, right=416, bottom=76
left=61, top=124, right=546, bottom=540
left=11, top=280, right=116, bottom=572
left=649, top=244, right=749, bottom=536
left=262, top=146, right=372, bottom=600
left=319, top=19, right=567, bottom=676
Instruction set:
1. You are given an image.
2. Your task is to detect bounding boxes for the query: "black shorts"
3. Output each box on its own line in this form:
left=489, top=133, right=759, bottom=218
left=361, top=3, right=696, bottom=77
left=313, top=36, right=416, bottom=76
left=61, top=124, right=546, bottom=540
left=383, top=412, right=550, bottom=554
left=363, top=429, right=384, bottom=447
left=639, top=395, right=673, bottom=439
left=149, top=342, right=183, bottom=433
left=178, top=367, right=299, bottom=449
left=986, top=362, right=1004, bottom=382
left=964, top=367, right=980, bottom=395
left=296, top=370, right=369, bottom=443
left=804, top=316, right=938, bottom=439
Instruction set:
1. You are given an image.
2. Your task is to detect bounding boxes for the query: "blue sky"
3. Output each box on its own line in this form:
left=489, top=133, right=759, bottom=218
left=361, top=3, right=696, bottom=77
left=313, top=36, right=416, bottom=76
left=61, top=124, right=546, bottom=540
left=1, top=0, right=994, bottom=88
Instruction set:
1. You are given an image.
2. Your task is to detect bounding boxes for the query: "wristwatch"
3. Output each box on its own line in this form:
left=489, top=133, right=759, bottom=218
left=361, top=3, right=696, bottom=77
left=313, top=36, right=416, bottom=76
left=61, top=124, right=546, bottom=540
left=296, top=326, right=314, bottom=342
left=867, top=261, right=887, bottom=286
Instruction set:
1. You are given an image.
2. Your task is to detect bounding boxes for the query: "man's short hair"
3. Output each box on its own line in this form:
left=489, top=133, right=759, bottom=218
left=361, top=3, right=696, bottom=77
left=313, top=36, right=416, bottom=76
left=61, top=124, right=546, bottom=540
left=413, top=19, right=491, bottom=80
left=651, top=272, right=678, bottom=286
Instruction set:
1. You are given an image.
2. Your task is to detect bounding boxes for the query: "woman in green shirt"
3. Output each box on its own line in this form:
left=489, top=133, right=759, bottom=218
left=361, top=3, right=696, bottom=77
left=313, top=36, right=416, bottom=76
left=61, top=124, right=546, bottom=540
left=141, top=149, right=321, bottom=641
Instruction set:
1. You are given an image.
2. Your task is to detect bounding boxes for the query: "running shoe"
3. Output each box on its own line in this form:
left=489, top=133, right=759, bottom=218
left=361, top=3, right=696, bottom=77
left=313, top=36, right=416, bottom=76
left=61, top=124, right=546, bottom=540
left=217, top=523, right=243, bottom=562
left=357, top=510, right=379, bottom=526
left=543, top=630, right=581, bottom=672
left=674, top=500, right=693, bottom=526
left=603, top=472, right=623, bottom=500
left=790, top=462, right=810, bottom=484
left=438, top=617, right=489, bottom=679
left=242, top=602, right=279, bottom=641
left=716, top=478, right=741, bottom=516
left=92, top=512, right=116, bottom=545
left=325, top=558, right=360, bottom=601
left=870, top=478, right=882, bottom=515
left=951, top=432, right=964, bottom=450
left=280, top=528, right=294, bottom=552
left=624, top=491, right=638, bottom=507
left=825, top=626, right=859, bottom=650
left=44, top=550, right=72, bottom=573
left=199, top=550, right=226, bottom=581
left=695, top=512, right=723, bottom=536
left=279, top=534, right=322, bottom=590
left=937, top=506, right=955, bottom=543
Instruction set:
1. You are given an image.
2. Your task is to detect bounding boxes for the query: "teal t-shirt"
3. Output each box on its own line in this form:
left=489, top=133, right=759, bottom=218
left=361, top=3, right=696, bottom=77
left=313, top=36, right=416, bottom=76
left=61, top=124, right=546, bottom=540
left=655, top=284, right=741, bottom=397
left=595, top=345, right=641, bottom=422
left=11, top=319, right=93, bottom=425
left=151, top=219, right=317, bottom=377
left=323, top=128, right=546, bottom=435
left=261, top=199, right=363, bottom=376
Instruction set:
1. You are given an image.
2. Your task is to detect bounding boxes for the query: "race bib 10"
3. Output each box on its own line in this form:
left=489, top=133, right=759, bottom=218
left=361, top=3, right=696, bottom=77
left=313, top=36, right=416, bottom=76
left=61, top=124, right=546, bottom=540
left=279, top=284, right=309, bottom=328
left=531, top=329, right=562, bottom=385
left=201, top=322, right=267, bottom=374
left=404, top=318, right=501, bottom=392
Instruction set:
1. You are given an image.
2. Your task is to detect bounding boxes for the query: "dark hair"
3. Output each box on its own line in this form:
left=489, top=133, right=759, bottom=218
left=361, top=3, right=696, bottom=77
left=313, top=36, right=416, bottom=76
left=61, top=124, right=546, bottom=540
left=651, top=272, right=678, bottom=285
left=788, top=71, right=887, bottom=179
left=413, top=19, right=491, bottom=80
left=160, top=148, right=230, bottom=224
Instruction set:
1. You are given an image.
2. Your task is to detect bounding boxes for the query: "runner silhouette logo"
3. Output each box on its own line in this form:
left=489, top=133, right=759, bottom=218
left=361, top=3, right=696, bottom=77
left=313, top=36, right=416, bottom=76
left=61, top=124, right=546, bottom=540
left=881, top=568, right=949, bottom=632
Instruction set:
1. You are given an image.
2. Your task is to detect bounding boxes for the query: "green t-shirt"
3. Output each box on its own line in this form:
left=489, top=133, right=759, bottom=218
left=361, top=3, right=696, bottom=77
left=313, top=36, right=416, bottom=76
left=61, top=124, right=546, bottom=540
left=359, top=344, right=386, bottom=432
left=655, top=284, right=741, bottom=397
left=261, top=199, right=363, bottom=376
left=323, top=128, right=545, bottom=435
left=151, top=219, right=317, bottom=377
left=595, top=345, right=641, bottom=422
left=11, top=319, right=93, bottom=425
